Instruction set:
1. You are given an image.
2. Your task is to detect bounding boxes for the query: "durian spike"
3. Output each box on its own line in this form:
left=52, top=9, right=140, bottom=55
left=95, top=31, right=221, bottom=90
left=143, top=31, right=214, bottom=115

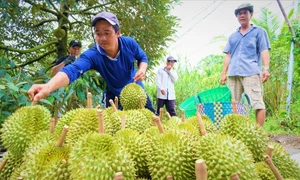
left=195, top=159, right=207, bottom=180
left=264, top=155, right=283, bottom=180
left=152, top=116, right=164, bottom=133
left=230, top=173, right=240, bottom=180
left=17, top=177, right=23, bottom=180
left=114, top=96, right=118, bottom=109
left=109, top=99, right=118, bottom=112
left=56, top=125, right=69, bottom=147
left=181, top=111, right=185, bottom=122
left=114, top=172, right=123, bottom=180
left=231, top=100, right=237, bottom=114
left=196, top=112, right=207, bottom=136
left=266, top=144, right=274, bottom=158
left=0, top=159, right=7, bottom=172
left=166, top=175, right=173, bottom=179
left=166, top=111, right=171, bottom=119
left=121, top=114, right=126, bottom=130
left=31, top=100, right=36, bottom=106
left=87, top=92, right=92, bottom=108
left=138, top=96, right=143, bottom=109
left=159, top=107, right=164, bottom=121
left=97, top=110, right=105, bottom=134
left=49, top=118, right=56, bottom=134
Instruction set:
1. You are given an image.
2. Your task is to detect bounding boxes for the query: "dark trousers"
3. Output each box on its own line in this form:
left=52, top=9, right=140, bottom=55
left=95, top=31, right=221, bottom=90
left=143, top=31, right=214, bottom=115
left=156, top=98, right=177, bottom=116
left=103, top=90, right=157, bottom=114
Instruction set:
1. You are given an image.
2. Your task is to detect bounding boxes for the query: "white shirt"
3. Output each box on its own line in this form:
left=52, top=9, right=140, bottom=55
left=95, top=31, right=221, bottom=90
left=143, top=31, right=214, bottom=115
left=156, top=67, right=178, bottom=100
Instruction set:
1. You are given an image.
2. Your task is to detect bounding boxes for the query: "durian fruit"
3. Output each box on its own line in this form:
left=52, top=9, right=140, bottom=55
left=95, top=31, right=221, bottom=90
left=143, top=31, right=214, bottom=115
left=69, top=132, right=136, bottom=179
left=254, top=161, right=276, bottom=180
left=146, top=129, right=198, bottom=179
left=120, top=83, right=147, bottom=110
left=53, top=27, right=66, bottom=39
left=162, top=116, right=181, bottom=130
left=269, top=142, right=300, bottom=179
left=0, top=105, right=51, bottom=159
left=0, top=152, right=23, bottom=180
left=197, top=133, right=260, bottom=180
left=114, top=129, right=150, bottom=178
left=139, top=108, right=156, bottom=123
left=218, top=114, right=268, bottom=162
left=184, top=114, right=217, bottom=136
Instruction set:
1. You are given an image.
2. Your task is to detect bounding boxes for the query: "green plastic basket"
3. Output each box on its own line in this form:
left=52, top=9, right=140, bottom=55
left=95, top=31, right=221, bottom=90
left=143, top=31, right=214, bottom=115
left=179, top=85, right=231, bottom=118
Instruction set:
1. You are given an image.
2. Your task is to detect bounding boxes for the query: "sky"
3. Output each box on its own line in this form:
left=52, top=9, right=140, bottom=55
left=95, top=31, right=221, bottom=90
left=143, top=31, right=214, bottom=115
left=167, top=0, right=296, bottom=67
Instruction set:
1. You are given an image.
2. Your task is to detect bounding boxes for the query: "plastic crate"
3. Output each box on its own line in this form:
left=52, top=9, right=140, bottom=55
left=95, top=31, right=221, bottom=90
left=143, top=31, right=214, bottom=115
left=179, top=85, right=231, bottom=118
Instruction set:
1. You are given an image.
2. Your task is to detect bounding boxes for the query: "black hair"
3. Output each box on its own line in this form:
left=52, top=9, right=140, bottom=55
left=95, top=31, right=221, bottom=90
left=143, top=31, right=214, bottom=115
left=112, top=24, right=120, bottom=32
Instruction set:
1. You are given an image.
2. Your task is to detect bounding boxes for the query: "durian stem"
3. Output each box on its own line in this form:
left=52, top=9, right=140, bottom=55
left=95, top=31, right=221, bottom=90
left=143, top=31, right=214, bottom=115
left=121, top=114, right=126, bottom=130
left=266, top=145, right=274, bottom=158
left=166, top=175, right=173, bottom=179
left=230, top=173, right=240, bottom=180
left=166, top=111, right=171, bottom=119
left=159, top=108, right=164, bottom=121
left=114, top=172, right=123, bottom=180
left=114, top=96, right=118, bottom=109
left=181, top=111, right=185, bottom=122
left=56, top=126, right=69, bottom=147
left=231, top=100, right=237, bottom=114
left=152, top=116, right=164, bottom=133
left=49, top=118, right=56, bottom=134
left=196, top=112, right=207, bottom=136
left=97, top=110, right=105, bottom=134
left=109, top=99, right=118, bottom=112
left=264, top=155, right=283, bottom=180
left=31, top=100, right=36, bottom=106
left=0, top=159, right=7, bottom=172
left=87, top=92, right=92, bottom=108
left=195, top=159, right=207, bottom=180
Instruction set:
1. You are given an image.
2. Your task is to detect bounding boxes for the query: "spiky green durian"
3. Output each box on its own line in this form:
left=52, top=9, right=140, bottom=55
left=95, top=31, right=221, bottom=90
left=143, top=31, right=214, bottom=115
left=146, top=130, right=198, bottom=179
left=120, top=83, right=147, bottom=110
left=53, top=27, right=66, bottom=39
left=269, top=142, right=300, bottom=179
left=162, top=116, right=181, bottom=130
left=0, top=152, right=23, bottom=180
left=197, top=133, right=259, bottom=180
left=218, top=114, right=268, bottom=162
left=113, top=109, right=152, bottom=134
left=115, top=129, right=150, bottom=178
left=0, top=105, right=51, bottom=159
left=69, top=132, right=136, bottom=179
left=184, top=114, right=217, bottom=135
left=254, top=161, right=276, bottom=180
left=139, top=108, right=156, bottom=123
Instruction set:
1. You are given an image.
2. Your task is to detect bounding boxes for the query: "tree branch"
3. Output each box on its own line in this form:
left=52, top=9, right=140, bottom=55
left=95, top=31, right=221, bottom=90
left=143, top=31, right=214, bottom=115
left=0, top=41, right=57, bottom=53
left=6, top=49, right=56, bottom=69
left=24, top=0, right=58, bottom=16
left=33, top=18, right=57, bottom=28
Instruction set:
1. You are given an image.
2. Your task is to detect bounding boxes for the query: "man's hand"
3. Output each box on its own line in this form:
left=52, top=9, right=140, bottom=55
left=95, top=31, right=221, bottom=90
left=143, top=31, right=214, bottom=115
left=28, top=84, right=51, bottom=102
left=133, top=69, right=146, bottom=82
left=262, top=69, right=270, bottom=83
left=63, top=56, right=76, bottom=65
left=161, top=89, right=166, bottom=95
left=220, top=74, right=227, bottom=85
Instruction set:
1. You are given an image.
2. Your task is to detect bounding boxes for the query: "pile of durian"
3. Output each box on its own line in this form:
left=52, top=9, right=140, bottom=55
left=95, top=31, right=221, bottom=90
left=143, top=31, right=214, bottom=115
left=0, top=83, right=300, bottom=180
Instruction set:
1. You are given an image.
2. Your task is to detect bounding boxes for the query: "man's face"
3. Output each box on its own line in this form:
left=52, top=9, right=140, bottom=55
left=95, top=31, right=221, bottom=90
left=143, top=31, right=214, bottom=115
left=167, top=60, right=176, bottom=68
left=237, top=9, right=253, bottom=26
left=94, top=20, right=120, bottom=52
left=69, top=46, right=81, bottom=56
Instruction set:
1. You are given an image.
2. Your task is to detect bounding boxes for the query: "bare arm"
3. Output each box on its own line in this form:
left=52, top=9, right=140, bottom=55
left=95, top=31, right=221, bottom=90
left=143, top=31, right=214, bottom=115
left=28, top=72, right=70, bottom=101
left=51, top=62, right=65, bottom=76
left=261, top=49, right=270, bottom=83
left=220, top=53, right=231, bottom=84
left=134, top=62, right=148, bottom=82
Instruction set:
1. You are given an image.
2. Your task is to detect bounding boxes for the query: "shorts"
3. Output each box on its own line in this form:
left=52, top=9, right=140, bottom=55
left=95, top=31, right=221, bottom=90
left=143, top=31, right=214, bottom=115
left=228, top=74, right=265, bottom=110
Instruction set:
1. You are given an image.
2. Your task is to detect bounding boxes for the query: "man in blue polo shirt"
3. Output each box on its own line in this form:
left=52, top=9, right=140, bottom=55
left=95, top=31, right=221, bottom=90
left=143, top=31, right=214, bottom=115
left=28, top=11, right=156, bottom=113
left=220, top=3, right=271, bottom=127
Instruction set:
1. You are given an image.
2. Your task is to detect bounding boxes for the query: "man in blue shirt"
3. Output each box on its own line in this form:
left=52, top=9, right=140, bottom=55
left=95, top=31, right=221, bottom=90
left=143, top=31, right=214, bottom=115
left=220, top=3, right=271, bottom=127
left=28, top=11, right=156, bottom=113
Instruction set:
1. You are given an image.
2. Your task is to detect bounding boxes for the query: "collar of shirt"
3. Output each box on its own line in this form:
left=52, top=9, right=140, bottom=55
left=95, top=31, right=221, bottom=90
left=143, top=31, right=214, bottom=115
left=96, top=39, right=122, bottom=61
left=236, top=24, right=257, bottom=36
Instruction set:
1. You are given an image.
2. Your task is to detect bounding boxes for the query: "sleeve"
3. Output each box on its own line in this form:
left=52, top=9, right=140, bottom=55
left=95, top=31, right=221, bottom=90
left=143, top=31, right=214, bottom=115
left=223, top=40, right=231, bottom=54
left=169, top=70, right=178, bottom=83
left=257, top=28, right=271, bottom=53
left=54, top=56, right=67, bottom=66
left=59, top=52, right=93, bottom=84
left=131, top=38, right=148, bottom=65
left=156, top=69, right=163, bottom=91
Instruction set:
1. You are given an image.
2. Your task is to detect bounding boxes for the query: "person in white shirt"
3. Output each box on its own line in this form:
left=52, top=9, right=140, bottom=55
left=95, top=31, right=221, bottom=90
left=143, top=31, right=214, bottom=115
left=156, top=55, right=178, bottom=116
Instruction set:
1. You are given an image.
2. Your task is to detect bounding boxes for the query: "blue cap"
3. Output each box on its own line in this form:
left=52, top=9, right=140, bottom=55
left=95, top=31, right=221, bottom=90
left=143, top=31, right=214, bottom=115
left=167, top=55, right=177, bottom=62
left=92, top=12, right=120, bottom=27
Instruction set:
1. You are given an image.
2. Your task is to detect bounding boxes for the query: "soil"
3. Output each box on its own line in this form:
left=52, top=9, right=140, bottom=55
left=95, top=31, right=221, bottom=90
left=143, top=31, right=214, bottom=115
left=269, top=134, right=300, bottom=149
